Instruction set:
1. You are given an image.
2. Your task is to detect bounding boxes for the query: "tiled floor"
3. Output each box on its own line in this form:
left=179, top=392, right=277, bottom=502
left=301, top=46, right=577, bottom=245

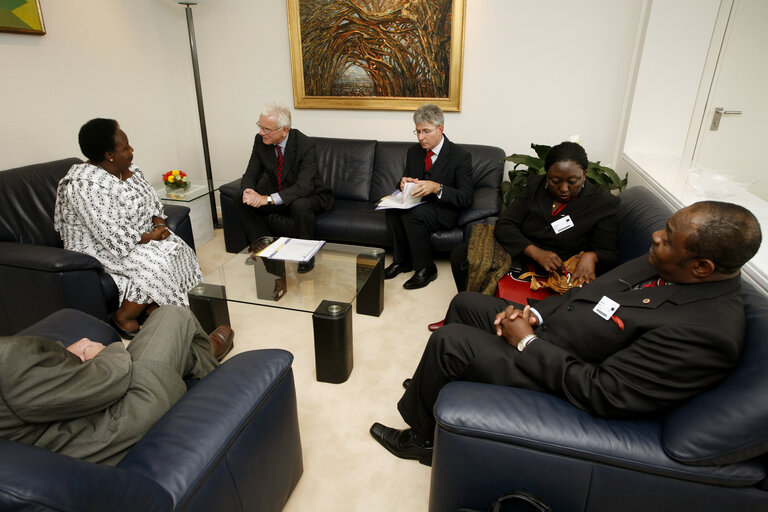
left=196, top=231, right=457, bottom=511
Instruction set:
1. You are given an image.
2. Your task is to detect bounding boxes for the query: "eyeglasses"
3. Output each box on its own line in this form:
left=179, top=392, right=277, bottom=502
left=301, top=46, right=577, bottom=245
left=257, top=122, right=282, bottom=135
left=413, top=128, right=436, bottom=136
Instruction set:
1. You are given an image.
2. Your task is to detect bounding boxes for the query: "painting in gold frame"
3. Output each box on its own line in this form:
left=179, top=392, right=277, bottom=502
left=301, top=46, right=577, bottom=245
left=287, top=0, right=465, bottom=111
left=0, top=0, right=46, bottom=35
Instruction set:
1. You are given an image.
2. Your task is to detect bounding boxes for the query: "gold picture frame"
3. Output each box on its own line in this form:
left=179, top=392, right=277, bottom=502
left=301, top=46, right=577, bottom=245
left=0, top=0, right=46, bottom=35
left=287, top=0, right=465, bottom=111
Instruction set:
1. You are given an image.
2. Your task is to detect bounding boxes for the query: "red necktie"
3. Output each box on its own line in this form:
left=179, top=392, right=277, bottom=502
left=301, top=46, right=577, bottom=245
left=636, top=277, right=667, bottom=289
left=425, top=150, right=434, bottom=172
left=275, top=145, right=284, bottom=190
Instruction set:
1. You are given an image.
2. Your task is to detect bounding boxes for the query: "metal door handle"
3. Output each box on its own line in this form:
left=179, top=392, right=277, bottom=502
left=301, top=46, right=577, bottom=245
left=711, top=107, right=743, bottom=131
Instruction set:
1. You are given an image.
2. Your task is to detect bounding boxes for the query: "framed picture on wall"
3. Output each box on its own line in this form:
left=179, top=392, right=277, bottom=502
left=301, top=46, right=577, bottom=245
left=287, top=0, right=466, bottom=111
left=0, top=0, right=45, bottom=35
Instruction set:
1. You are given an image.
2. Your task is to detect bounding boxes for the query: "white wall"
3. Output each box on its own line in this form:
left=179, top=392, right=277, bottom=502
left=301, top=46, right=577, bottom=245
left=1, top=0, right=644, bottom=187
left=0, top=0, right=205, bottom=183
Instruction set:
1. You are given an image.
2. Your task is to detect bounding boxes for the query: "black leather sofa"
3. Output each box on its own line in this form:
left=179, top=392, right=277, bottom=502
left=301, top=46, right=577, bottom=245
left=429, top=186, right=768, bottom=511
left=0, top=308, right=303, bottom=511
left=219, top=137, right=505, bottom=253
left=0, top=158, right=195, bottom=335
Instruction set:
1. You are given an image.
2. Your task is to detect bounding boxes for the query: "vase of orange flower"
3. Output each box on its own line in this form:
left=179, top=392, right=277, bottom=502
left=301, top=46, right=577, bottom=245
left=163, top=169, right=190, bottom=190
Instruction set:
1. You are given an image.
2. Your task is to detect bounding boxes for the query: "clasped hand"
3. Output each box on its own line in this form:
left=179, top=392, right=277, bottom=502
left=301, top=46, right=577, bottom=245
left=150, top=224, right=170, bottom=241
left=400, top=177, right=440, bottom=197
left=66, top=337, right=106, bottom=362
left=494, top=305, right=538, bottom=345
left=243, top=188, right=270, bottom=208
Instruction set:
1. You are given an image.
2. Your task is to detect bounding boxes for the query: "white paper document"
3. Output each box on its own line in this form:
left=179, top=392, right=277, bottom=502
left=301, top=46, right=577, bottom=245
left=375, top=181, right=424, bottom=210
left=256, top=237, right=325, bottom=262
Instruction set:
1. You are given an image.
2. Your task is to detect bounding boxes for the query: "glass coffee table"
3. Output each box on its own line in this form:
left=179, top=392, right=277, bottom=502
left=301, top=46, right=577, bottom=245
left=188, top=239, right=385, bottom=383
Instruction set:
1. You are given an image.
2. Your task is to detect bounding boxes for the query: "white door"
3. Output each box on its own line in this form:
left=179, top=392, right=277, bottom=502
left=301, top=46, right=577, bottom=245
left=692, top=0, right=768, bottom=200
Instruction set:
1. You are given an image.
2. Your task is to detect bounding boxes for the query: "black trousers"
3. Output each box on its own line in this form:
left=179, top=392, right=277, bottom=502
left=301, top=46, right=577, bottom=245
left=397, top=291, right=538, bottom=441
left=385, top=203, right=458, bottom=270
left=235, top=195, right=325, bottom=241
left=449, top=242, right=469, bottom=291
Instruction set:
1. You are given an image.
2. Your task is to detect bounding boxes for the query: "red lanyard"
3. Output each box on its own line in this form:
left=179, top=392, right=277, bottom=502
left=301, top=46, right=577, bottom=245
left=551, top=203, right=567, bottom=216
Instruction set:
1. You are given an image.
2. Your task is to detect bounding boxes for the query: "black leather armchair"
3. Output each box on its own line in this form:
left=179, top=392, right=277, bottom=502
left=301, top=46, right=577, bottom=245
left=0, top=308, right=303, bottom=511
left=429, top=187, right=768, bottom=511
left=0, top=158, right=195, bottom=334
left=218, top=137, right=505, bottom=253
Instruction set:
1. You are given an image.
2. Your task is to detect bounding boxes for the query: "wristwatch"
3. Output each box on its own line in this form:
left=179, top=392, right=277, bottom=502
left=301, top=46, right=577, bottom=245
left=266, top=195, right=274, bottom=205
left=516, top=334, right=538, bottom=352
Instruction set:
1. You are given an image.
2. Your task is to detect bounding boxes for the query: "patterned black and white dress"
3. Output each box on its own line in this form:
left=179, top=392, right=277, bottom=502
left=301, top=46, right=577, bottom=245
left=54, top=163, right=202, bottom=307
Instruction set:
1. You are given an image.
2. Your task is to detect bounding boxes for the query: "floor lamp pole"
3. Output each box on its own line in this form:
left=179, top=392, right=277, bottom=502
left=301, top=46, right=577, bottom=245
left=183, top=3, right=220, bottom=228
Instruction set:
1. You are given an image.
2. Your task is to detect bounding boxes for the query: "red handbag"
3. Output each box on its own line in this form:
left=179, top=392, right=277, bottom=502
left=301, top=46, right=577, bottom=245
left=494, top=274, right=554, bottom=304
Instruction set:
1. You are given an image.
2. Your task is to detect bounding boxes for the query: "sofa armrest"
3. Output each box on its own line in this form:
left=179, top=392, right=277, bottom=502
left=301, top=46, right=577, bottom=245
left=434, top=382, right=765, bottom=486
left=0, top=241, right=104, bottom=272
left=118, top=349, right=302, bottom=511
left=164, top=204, right=195, bottom=251
left=0, top=440, right=172, bottom=512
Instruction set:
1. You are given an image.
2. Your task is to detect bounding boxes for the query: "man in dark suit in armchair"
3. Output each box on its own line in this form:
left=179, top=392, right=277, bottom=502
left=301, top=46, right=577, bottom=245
left=236, top=102, right=333, bottom=272
left=371, top=200, right=762, bottom=465
left=384, top=103, right=474, bottom=289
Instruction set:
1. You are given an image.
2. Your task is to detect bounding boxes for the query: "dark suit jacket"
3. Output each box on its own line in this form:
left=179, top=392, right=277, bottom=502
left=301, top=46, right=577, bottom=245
left=514, top=256, right=744, bottom=418
left=495, top=174, right=620, bottom=272
left=401, top=135, right=474, bottom=212
left=240, top=128, right=333, bottom=209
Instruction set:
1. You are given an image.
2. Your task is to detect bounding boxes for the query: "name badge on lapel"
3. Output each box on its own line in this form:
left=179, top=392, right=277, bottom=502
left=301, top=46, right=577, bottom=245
left=593, top=296, right=620, bottom=320
left=551, top=215, right=574, bottom=234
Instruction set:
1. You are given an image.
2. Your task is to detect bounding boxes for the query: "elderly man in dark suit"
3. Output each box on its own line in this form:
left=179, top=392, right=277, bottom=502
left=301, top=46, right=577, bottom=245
left=384, top=103, right=474, bottom=289
left=236, top=102, right=333, bottom=272
left=371, top=200, right=762, bottom=466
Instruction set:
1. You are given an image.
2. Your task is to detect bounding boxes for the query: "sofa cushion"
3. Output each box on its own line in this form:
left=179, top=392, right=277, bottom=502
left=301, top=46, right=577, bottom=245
left=314, top=137, right=377, bottom=202
left=617, top=186, right=671, bottom=262
left=663, top=283, right=768, bottom=466
left=371, top=141, right=411, bottom=203
left=0, top=158, right=82, bottom=247
left=461, top=143, right=506, bottom=189
left=316, top=200, right=391, bottom=247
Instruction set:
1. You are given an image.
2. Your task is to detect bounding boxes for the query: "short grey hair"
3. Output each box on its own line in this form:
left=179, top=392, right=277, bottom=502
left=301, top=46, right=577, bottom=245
left=413, top=103, right=444, bottom=127
left=261, top=102, right=292, bottom=129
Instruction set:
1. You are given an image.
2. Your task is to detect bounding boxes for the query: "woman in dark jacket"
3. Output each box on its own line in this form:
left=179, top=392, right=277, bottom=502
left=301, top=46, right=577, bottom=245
left=435, top=142, right=620, bottom=330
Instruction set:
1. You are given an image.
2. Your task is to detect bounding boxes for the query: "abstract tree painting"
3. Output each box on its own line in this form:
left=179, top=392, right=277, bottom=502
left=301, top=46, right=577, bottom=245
left=287, top=0, right=465, bottom=110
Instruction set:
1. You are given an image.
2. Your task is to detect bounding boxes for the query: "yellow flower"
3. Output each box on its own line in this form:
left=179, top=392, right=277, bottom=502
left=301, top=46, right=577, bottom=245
left=181, top=176, right=188, bottom=182
left=168, top=176, right=175, bottom=182
left=172, top=170, right=180, bottom=176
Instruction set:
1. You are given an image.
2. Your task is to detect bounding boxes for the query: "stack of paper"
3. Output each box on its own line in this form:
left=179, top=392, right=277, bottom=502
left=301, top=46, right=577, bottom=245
left=256, top=237, right=325, bottom=262
left=375, top=182, right=424, bottom=210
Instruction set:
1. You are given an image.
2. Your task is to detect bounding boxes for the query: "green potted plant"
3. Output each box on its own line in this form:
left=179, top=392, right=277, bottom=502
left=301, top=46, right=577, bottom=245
left=500, top=138, right=627, bottom=207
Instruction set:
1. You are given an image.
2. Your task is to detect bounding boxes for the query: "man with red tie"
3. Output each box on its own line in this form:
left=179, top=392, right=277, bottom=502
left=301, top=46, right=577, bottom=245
left=384, top=103, right=474, bottom=289
left=236, top=102, right=333, bottom=272
left=372, top=201, right=762, bottom=465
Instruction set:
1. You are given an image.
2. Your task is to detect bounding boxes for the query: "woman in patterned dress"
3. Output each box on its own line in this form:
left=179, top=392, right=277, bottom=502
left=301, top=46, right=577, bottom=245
left=54, top=118, right=202, bottom=338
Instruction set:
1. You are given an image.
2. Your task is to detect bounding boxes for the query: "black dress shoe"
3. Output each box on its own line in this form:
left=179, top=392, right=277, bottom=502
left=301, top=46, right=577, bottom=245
left=384, top=262, right=413, bottom=279
left=403, top=265, right=437, bottom=290
left=369, top=423, right=433, bottom=466
left=402, top=378, right=412, bottom=389
left=298, top=257, right=315, bottom=274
